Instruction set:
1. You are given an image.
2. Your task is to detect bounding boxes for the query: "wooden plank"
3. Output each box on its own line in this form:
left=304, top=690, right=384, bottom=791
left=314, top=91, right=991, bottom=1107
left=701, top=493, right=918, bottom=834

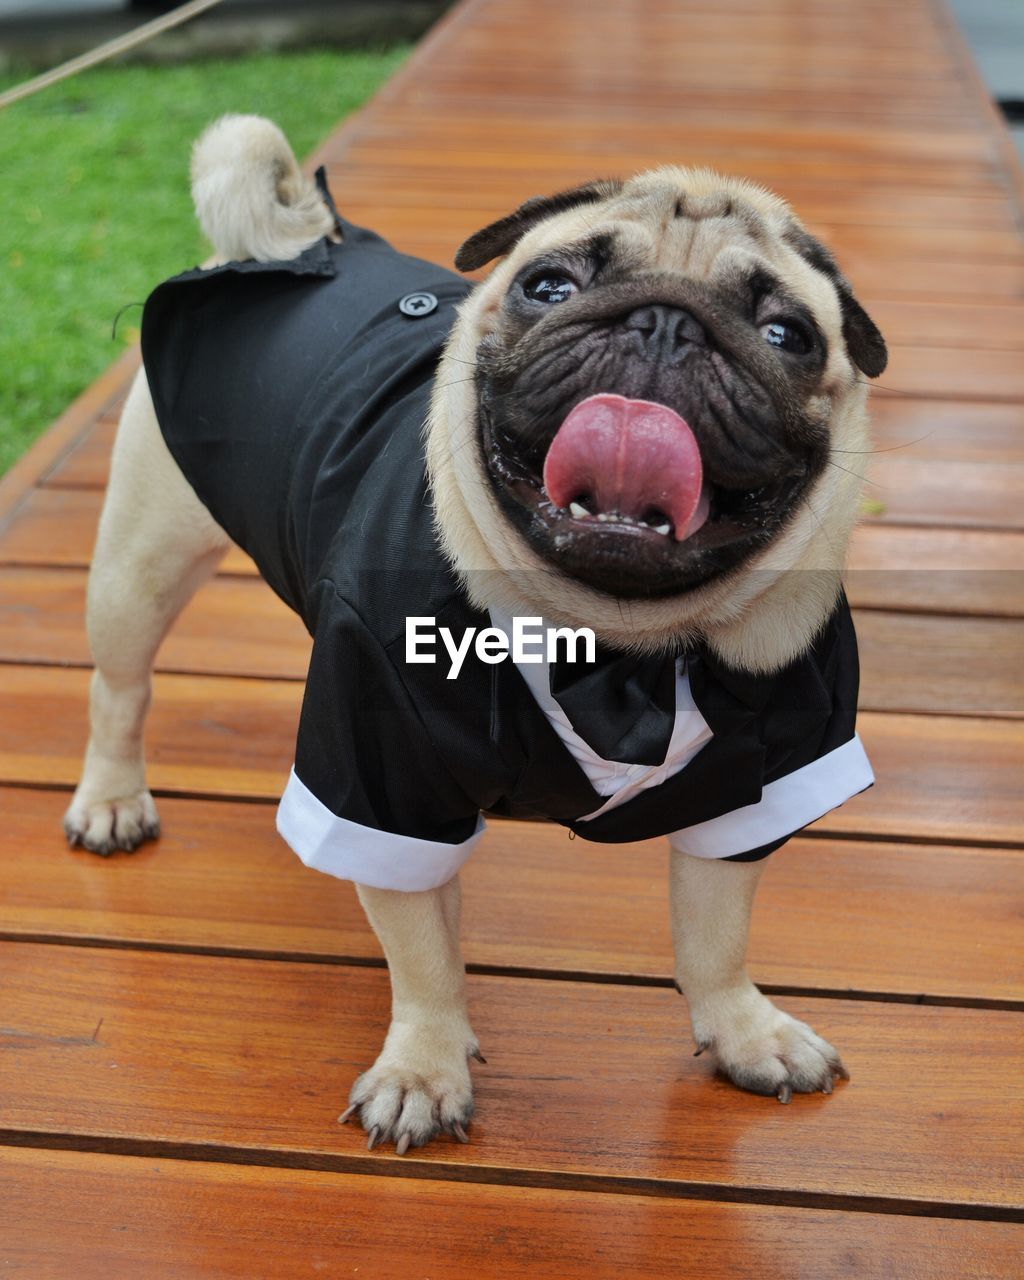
left=361, top=111, right=994, bottom=160
left=868, top=399, right=1024, bottom=465
left=481, top=11, right=943, bottom=35
left=333, top=198, right=1024, bottom=267
left=0, top=488, right=256, bottom=574
left=393, top=226, right=1024, bottom=303
left=39, top=417, right=116, bottom=491
left=6, top=1149, right=1021, bottom=1280
left=862, top=458, right=1024, bottom=531
left=396, top=96, right=974, bottom=135
left=0, top=568, right=309, bottom=680
left=868, top=301, right=1024, bottom=352
left=0, top=667, right=300, bottom=799
left=2, top=786, right=1021, bottom=1003
left=447, top=10, right=944, bottom=42
left=856, top=611, right=1024, bottom=718
left=932, top=0, right=1024, bottom=216
left=0, top=667, right=1021, bottom=844
left=854, top=712, right=1024, bottom=845
left=393, top=109, right=981, bottom=146
left=435, top=50, right=961, bottom=85
left=325, top=168, right=1021, bottom=231
left=0, top=487, right=104, bottom=566
left=336, top=143, right=1006, bottom=198
left=327, top=219, right=1024, bottom=301
left=4, top=569, right=1020, bottom=717
left=844, top=256, right=1024, bottom=303
left=846, top=527, right=1024, bottom=618
left=388, top=53, right=969, bottom=93
left=878, top=348, right=1024, bottom=403
left=0, top=943, right=1020, bottom=1211
left=341, top=128, right=1010, bottom=196
left=0, top=350, right=137, bottom=527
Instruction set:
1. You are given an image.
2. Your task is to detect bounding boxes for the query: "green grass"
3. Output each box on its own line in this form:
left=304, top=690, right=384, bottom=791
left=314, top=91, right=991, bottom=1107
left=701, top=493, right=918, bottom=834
left=0, top=47, right=408, bottom=477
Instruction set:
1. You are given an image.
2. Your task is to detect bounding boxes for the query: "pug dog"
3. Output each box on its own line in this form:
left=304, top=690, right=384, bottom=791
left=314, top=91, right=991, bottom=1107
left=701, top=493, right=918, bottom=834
left=65, top=115, right=886, bottom=1154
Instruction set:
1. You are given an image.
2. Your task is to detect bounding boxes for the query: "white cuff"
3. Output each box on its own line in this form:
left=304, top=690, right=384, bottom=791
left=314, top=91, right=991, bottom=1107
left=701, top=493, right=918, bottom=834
left=276, top=767, right=486, bottom=890
left=668, top=734, right=874, bottom=859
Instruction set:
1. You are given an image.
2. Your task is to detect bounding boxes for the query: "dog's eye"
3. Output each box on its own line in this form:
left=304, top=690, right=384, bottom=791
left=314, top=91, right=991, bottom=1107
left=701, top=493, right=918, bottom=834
left=760, top=320, right=811, bottom=354
left=523, top=274, right=579, bottom=304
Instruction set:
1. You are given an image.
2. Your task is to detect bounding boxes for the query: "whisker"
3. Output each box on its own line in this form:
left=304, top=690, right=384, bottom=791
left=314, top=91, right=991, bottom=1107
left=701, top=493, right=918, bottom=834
left=826, top=457, right=885, bottom=489
left=853, top=378, right=919, bottom=398
left=831, top=433, right=931, bottom=455
left=801, top=496, right=839, bottom=561
left=431, top=377, right=482, bottom=391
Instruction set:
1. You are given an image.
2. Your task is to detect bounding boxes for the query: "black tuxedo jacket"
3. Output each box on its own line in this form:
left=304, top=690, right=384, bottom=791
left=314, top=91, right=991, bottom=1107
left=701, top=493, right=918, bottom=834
left=141, top=187, right=872, bottom=891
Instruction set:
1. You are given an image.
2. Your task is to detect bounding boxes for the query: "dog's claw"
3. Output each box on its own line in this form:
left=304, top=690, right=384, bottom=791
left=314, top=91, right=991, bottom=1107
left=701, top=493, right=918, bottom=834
left=395, top=1132, right=411, bottom=1156
left=338, top=1103, right=358, bottom=1125
left=834, top=1059, right=851, bottom=1081
left=470, top=1048, right=487, bottom=1064
left=821, top=1076, right=833, bottom=1095
left=777, top=1083, right=793, bottom=1104
left=63, top=794, right=161, bottom=859
left=452, top=1121, right=469, bottom=1144
left=367, top=1126, right=380, bottom=1150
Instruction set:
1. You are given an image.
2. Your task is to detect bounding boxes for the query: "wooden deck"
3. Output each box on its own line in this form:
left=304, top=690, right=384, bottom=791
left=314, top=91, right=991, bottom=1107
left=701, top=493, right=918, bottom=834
left=1, top=0, right=1022, bottom=1273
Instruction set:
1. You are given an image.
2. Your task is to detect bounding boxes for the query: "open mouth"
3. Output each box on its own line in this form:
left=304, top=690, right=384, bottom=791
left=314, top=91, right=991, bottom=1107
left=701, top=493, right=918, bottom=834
left=480, top=391, right=811, bottom=597
left=543, top=395, right=709, bottom=542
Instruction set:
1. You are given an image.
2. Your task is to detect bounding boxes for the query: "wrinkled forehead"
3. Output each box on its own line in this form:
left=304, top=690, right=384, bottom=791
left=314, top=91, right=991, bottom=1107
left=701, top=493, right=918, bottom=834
left=508, top=166, right=843, bottom=328
left=611, top=170, right=789, bottom=271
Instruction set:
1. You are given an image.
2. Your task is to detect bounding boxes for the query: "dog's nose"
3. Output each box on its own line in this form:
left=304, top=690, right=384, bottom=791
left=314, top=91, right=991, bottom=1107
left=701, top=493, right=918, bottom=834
left=623, top=305, right=706, bottom=365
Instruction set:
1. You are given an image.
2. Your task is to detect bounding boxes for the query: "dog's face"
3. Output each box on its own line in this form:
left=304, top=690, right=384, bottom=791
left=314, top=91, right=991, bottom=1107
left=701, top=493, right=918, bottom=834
left=428, top=167, right=886, bottom=668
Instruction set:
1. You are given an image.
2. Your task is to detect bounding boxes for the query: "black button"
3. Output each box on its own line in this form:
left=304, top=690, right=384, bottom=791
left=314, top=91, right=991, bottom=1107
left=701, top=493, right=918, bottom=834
left=399, top=291, right=438, bottom=317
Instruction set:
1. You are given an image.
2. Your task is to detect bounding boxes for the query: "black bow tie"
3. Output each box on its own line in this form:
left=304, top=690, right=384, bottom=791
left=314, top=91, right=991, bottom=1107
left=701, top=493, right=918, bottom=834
left=548, top=647, right=679, bottom=765
left=548, top=643, right=776, bottom=766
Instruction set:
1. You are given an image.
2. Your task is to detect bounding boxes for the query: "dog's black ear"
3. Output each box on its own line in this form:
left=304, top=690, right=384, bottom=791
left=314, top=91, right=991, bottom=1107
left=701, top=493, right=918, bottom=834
left=454, top=179, right=624, bottom=273
left=785, top=226, right=888, bottom=378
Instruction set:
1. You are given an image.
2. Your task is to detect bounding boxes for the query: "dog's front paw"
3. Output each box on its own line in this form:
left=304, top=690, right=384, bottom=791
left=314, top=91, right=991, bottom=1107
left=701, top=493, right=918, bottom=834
left=341, top=1021, right=482, bottom=1154
left=63, top=790, right=161, bottom=856
left=690, top=983, right=848, bottom=1103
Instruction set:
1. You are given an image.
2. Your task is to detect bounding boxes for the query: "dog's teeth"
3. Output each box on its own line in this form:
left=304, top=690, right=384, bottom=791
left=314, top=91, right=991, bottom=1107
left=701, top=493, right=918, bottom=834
left=653, top=521, right=672, bottom=536
left=597, top=513, right=611, bottom=522
left=569, top=502, right=589, bottom=518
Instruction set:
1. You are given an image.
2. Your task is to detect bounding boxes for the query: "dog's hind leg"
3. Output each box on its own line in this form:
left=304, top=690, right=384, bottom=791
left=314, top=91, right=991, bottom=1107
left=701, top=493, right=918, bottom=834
left=63, top=370, right=230, bottom=854
left=342, top=875, right=481, bottom=1152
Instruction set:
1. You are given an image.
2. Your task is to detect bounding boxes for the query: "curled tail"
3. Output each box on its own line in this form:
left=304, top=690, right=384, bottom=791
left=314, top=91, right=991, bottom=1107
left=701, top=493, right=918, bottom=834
left=190, top=114, right=335, bottom=263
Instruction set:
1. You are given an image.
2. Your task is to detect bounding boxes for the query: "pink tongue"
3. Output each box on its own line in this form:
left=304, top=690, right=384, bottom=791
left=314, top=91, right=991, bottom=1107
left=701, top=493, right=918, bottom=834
left=543, top=393, right=704, bottom=541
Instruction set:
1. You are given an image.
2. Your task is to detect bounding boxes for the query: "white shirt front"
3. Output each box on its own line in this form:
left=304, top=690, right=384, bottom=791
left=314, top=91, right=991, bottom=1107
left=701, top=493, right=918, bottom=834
left=488, top=606, right=713, bottom=820
left=487, top=606, right=873, bottom=862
